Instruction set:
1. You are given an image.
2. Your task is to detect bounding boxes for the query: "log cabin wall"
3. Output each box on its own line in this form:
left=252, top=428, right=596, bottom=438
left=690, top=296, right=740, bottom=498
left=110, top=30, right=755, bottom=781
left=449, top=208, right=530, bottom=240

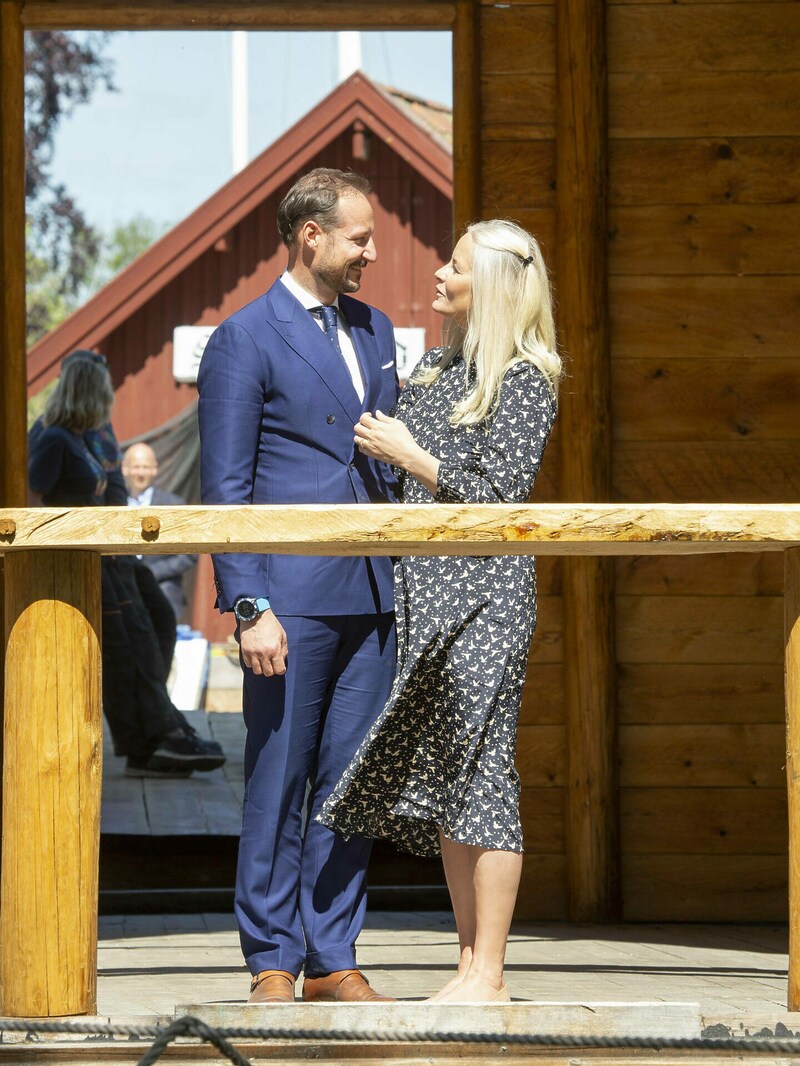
left=608, top=0, right=797, bottom=921
left=479, top=0, right=799, bottom=920
left=479, top=0, right=568, bottom=919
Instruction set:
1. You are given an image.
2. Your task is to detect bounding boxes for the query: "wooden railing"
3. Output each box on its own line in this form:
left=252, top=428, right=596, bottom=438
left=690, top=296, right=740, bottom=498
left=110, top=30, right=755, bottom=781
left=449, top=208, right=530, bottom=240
left=1, top=502, right=799, bottom=1017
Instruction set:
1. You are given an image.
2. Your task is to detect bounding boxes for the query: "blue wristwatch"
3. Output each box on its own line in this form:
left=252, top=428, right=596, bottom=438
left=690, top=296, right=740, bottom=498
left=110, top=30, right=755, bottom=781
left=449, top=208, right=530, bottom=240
left=233, top=596, right=271, bottom=623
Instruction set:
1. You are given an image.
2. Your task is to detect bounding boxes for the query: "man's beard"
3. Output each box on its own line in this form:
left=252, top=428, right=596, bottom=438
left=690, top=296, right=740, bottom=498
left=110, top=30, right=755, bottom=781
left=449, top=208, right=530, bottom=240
left=317, top=257, right=367, bottom=294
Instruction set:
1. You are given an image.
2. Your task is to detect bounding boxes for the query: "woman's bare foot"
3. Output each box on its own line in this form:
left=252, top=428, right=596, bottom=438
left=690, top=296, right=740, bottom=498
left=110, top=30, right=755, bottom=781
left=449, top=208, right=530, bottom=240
left=425, top=971, right=465, bottom=1002
left=435, top=972, right=510, bottom=1003
left=426, top=950, right=473, bottom=1002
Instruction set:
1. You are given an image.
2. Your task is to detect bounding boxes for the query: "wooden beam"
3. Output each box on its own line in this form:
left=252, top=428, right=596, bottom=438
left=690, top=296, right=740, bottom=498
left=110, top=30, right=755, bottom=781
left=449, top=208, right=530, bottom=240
left=0, top=1, right=27, bottom=509
left=1, top=503, right=800, bottom=555
left=452, top=0, right=482, bottom=232
left=555, top=0, right=619, bottom=921
left=786, top=547, right=800, bottom=1010
left=1, top=550, right=102, bottom=1017
left=20, top=1, right=455, bottom=30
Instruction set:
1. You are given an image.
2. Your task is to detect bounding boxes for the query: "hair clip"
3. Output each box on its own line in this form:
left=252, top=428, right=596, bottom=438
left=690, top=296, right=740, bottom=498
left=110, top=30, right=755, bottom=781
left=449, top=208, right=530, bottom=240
left=521, top=254, right=534, bottom=266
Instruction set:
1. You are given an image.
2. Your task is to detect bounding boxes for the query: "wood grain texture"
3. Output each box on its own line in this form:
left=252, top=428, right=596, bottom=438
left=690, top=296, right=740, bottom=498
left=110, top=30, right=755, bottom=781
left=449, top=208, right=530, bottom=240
left=521, top=663, right=565, bottom=725
left=608, top=204, right=800, bottom=275
left=616, top=553, right=783, bottom=597
left=1, top=550, right=102, bottom=1017
left=519, top=787, right=565, bottom=853
left=482, top=140, right=555, bottom=211
left=3, top=504, right=800, bottom=554
left=483, top=4, right=555, bottom=74
left=0, top=2, right=26, bottom=508
left=608, top=4, right=800, bottom=73
left=610, top=138, right=800, bottom=206
left=618, top=663, right=784, bottom=725
left=483, top=73, right=555, bottom=134
left=20, top=1, right=456, bottom=29
left=623, top=855, right=786, bottom=921
left=609, top=72, right=800, bottom=138
left=516, top=724, right=565, bottom=786
left=488, top=137, right=800, bottom=207
left=453, top=0, right=481, bottom=231
left=613, top=443, right=800, bottom=503
left=612, top=358, right=800, bottom=442
left=621, top=787, right=787, bottom=855
left=516, top=854, right=568, bottom=920
left=556, top=0, right=618, bottom=924
left=785, top=548, right=800, bottom=1008
left=609, top=276, right=800, bottom=361
left=617, top=594, right=783, bottom=664
left=620, top=724, right=784, bottom=788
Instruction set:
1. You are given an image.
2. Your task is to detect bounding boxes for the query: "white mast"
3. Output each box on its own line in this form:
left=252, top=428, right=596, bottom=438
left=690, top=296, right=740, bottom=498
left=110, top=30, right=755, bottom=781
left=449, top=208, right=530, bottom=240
left=232, top=31, right=249, bottom=173
left=337, top=31, right=362, bottom=81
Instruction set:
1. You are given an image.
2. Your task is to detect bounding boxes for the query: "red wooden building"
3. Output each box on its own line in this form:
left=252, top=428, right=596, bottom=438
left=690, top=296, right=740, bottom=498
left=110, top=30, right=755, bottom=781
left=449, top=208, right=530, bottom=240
left=27, top=71, right=453, bottom=640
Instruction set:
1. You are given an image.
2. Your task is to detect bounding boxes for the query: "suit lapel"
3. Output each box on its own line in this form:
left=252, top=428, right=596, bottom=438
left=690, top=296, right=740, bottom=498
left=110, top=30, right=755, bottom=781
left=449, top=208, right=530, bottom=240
left=340, top=295, right=380, bottom=414
left=267, top=281, right=363, bottom=424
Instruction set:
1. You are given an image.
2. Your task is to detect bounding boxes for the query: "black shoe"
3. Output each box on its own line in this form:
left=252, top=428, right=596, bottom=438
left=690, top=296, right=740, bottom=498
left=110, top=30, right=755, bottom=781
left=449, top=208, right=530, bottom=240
left=125, top=755, right=192, bottom=779
left=151, top=733, right=226, bottom=773
left=182, top=723, right=224, bottom=756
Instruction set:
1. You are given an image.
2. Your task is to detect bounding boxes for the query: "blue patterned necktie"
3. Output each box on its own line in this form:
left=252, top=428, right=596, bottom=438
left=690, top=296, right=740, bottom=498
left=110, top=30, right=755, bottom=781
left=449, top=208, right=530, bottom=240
left=312, top=304, right=344, bottom=360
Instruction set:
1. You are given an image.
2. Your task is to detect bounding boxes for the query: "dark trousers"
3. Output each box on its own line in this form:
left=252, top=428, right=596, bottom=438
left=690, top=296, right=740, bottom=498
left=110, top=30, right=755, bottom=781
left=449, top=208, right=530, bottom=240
left=132, top=562, right=177, bottom=682
left=235, top=613, right=396, bottom=978
left=101, top=557, right=186, bottom=758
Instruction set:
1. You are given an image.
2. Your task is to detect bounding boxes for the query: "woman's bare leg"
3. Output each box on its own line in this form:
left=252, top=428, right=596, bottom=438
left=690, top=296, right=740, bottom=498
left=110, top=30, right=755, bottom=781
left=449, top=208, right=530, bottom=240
left=426, top=831, right=478, bottom=1000
left=436, top=844, right=522, bottom=1002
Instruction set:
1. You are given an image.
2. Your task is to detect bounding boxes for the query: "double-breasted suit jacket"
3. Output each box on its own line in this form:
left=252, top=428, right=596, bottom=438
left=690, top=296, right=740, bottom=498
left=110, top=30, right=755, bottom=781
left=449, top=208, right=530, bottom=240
left=198, top=277, right=399, bottom=615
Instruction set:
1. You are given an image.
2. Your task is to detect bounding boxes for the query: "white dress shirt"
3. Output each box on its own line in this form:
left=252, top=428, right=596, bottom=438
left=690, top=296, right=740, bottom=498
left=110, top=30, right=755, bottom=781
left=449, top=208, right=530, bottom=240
left=280, top=271, right=365, bottom=402
left=128, top=486, right=154, bottom=507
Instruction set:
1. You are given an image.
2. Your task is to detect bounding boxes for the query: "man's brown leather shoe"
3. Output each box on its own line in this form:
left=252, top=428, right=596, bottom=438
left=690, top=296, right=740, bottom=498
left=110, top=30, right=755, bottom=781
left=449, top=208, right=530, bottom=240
left=248, top=969, right=296, bottom=1004
left=302, top=969, right=395, bottom=1003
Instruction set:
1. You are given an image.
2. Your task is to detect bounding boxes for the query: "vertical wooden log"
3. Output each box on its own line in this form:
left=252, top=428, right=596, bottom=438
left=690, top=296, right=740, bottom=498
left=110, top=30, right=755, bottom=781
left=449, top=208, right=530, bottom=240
left=2, top=551, right=103, bottom=1017
left=0, top=0, right=27, bottom=509
left=452, top=0, right=481, bottom=234
left=786, top=548, right=800, bottom=1010
left=556, top=0, right=620, bottom=921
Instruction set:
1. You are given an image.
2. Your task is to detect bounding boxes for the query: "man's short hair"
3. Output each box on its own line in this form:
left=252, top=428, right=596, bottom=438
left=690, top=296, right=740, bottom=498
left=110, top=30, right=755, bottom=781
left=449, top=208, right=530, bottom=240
left=277, top=168, right=372, bottom=247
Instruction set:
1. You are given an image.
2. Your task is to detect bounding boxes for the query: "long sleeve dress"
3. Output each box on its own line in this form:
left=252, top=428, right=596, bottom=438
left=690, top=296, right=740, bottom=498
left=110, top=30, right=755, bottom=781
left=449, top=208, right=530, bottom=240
left=318, top=346, right=557, bottom=857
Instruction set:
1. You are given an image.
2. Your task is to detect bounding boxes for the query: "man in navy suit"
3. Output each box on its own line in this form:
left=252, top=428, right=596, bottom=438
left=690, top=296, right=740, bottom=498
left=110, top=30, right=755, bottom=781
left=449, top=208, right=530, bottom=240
left=198, top=169, right=398, bottom=1004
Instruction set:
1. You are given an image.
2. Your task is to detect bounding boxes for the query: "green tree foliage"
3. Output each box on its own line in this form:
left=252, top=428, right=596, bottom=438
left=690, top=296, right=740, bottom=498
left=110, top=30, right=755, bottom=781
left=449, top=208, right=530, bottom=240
left=25, top=31, right=115, bottom=346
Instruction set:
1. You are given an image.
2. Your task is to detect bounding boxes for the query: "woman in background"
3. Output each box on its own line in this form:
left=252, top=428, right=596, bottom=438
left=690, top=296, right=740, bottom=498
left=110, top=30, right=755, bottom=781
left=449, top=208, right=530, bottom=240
left=320, top=219, right=561, bottom=1003
left=28, top=357, right=224, bottom=779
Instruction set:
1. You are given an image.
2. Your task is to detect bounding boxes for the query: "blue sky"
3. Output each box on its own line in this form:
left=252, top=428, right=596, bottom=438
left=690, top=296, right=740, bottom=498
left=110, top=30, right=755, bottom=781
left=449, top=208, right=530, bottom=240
left=45, top=31, right=453, bottom=234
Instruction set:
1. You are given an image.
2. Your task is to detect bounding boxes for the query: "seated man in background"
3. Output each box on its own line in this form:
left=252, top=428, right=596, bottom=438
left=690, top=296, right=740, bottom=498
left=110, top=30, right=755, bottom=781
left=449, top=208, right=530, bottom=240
left=122, top=441, right=198, bottom=624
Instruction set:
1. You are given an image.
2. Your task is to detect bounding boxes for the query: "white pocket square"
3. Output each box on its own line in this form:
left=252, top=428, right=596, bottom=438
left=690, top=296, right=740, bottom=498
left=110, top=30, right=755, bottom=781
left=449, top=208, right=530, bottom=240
left=381, top=361, right=395, bottom=369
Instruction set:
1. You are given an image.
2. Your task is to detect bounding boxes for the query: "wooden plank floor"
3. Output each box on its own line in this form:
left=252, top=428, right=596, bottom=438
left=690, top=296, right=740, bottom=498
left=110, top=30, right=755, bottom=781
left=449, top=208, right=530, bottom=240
left=40, top=913, right=800, bottom=1032
left=101, top=709, right=244, bottom=836
left=101, top=645, right=245, bottom=836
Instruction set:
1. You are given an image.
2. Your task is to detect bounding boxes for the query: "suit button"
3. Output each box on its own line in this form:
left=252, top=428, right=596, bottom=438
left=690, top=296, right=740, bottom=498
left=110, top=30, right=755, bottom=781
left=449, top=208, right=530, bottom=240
left=349, top=462, right=356, bottom=471
left=326, top=414, right=335, bottom=424
left=389, top=407, right=396, bottom=417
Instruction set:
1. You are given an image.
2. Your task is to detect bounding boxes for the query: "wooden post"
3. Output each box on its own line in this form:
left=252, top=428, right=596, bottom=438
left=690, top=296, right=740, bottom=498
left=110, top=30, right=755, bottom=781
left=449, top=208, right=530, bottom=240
left=786, top=547, right=800, bottom=1010
left=556, top=0, right=620, bottom=921
left=452, top=0, right=481, bottom=233
left=1, top=551, right=103, bottom=1017
left=0, top=0, right=27, bottom=509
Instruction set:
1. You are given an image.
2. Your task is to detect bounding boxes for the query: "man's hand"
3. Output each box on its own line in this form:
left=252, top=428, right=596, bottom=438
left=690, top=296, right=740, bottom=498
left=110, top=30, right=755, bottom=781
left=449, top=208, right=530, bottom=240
left=239, top=610, right=288, bottom=677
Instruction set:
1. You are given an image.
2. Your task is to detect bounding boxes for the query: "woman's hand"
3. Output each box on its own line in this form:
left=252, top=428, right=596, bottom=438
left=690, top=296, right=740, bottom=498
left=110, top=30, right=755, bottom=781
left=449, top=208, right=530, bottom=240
left=354, top=410, right=420, bottom=467
left=355, top=410, right=441, bottom=494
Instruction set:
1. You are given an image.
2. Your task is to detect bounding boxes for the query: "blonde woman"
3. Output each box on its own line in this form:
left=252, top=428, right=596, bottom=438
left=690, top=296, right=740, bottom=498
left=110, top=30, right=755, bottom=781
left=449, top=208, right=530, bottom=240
left=319, top=220, right=561, bottom=1003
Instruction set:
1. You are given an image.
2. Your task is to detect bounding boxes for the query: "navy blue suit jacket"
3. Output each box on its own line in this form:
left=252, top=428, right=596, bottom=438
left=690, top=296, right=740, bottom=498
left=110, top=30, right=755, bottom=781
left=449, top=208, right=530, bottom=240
left=198, top=277, right=399, bottom=617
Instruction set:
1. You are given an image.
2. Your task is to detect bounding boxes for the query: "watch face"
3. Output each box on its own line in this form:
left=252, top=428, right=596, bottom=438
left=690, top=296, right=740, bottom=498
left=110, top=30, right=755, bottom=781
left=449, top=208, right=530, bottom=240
left=236, top=599, right=257, bottom=621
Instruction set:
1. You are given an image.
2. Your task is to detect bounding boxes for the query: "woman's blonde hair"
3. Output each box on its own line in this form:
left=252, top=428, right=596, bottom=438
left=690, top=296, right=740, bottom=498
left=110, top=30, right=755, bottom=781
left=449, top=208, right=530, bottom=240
left=43, top=357, right=114, bottom=432
left=417, top=219, right=561, bottom=425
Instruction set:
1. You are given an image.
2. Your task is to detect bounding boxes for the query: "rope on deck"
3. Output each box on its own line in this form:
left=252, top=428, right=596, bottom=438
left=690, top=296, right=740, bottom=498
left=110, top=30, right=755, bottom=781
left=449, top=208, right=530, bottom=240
left=2, top=1014, right=800, bottom=1065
